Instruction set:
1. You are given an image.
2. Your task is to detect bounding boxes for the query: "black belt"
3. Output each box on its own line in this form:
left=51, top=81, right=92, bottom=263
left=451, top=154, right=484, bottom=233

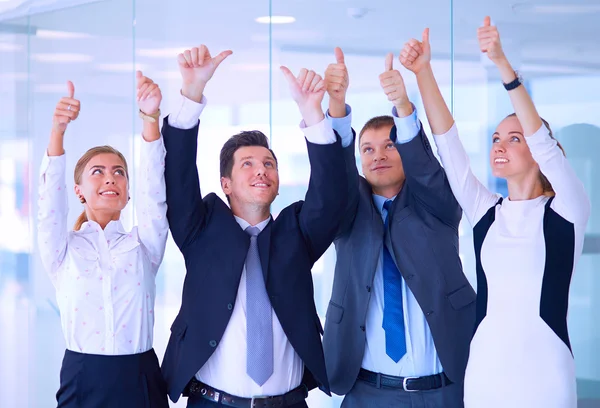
left=358, top=368, right=452, bottom=392
left=187, top=378, right=308, bottom=407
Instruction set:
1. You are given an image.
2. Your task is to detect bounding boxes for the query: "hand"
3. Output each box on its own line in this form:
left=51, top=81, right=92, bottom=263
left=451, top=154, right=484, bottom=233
left=379, top=54, right=412, bottom=115
left=280, top=66, right=326, bottom=127
left=400, top=28, right=431, bottom=74
left=178, top=45, right=232, bottom=102
left=325, top=47, right=349, bottom=105
left=52, top=81, right=80, bottom=135
left=478, top=16, right=506, bottom=64
left=136, top=71, right=162, bottom=115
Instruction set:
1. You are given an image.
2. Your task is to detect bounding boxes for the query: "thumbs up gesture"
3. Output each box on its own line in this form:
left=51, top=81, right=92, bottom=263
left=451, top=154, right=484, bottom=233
left=52, top=81, right=80, bottom=135
left=400, top=28, right=431, bottom=74
left=478, top=16, right=506, bottom=64
left=325, top=47, right=349, bottom=105
left=178, top=45, right=232, bottom=103
left=379, top=53, right=411, bottom=115
left=280, top=66, right=326, bottom=127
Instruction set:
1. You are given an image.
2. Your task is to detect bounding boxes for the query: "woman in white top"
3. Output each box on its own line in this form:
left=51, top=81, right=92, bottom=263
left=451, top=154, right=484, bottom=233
left=398, top=17, right=591, bottom=408
left=38, top=71, right=170, bottom=408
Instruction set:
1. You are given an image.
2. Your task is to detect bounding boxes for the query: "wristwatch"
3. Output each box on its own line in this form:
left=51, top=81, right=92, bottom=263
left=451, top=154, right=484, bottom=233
left=139, top=109, right=161, bottom=123
left=503, top=71, right=523, bottom=91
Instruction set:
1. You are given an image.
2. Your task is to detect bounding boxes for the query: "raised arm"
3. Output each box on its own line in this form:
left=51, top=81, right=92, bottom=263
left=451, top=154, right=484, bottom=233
left=325, top=47, right=359, bottom=237
left=133, top=71, right=169, bottom=269
left=401, top=29, right=499, bottom=225
left=163, top=45, right=232, bottom=250
left=280, top=65, right=347, bottom=262
left=479, top=16, right=590, bottom=224
left=381, top=45, right=460, bottom=227
left=38, top=81, right=80, bottom=283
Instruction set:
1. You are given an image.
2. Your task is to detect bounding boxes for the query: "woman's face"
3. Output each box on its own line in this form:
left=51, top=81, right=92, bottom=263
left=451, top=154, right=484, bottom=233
left=489, top=115, right=540, bottom=180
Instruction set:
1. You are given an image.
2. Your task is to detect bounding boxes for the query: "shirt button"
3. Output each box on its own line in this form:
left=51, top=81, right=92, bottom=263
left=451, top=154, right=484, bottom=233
left=209, top=340, right=217, bottom=347
left=227, top=303, right=233, bottom=311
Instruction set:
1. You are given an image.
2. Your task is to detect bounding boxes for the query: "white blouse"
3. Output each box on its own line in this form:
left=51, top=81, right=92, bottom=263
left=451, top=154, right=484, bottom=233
left=37, top=138, right=169, bottom=355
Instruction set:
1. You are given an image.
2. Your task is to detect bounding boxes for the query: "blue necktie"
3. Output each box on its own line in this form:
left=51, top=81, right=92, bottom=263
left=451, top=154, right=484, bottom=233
left=245, top=226, right=273, bottom=386
left=382, top=200, right=407, bottom=362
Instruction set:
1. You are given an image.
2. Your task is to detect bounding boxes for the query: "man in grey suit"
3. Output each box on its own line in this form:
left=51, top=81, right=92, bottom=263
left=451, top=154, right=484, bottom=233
left=322, top=48, right=476, bottom=407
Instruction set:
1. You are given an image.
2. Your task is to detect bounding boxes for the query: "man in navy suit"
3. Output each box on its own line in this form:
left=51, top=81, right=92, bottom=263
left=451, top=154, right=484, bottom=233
left=160, top=45, right=348, bottom=407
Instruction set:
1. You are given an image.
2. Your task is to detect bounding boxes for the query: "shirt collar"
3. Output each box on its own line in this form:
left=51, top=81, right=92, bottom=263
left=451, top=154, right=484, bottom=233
left=372, top=194, right=398, bottom=215
left=234, top=215, right=271, bottom=233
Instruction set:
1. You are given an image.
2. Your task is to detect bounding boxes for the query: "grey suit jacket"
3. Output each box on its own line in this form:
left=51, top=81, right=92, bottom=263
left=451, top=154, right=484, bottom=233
left=323, top=125, right=476, bottom=395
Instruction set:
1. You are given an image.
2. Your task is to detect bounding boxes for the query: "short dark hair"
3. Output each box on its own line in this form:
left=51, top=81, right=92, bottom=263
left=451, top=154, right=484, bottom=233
left=219, top=130, right=278, bottom=179
left=359, top=116, right=395, bottom=141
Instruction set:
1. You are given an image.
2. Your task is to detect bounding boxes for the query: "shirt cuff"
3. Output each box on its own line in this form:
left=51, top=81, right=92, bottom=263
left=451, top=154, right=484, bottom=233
left=392, top=104, right=421, bottom=144
left=140, top=135, right=166, bottom=161
left=300, top=118, right=336, bottom=145
left=40, top=151, right=66, bottom=177
left=326, top=104, right=353, bottom=148
left=167, top=94, right=207, bottom=130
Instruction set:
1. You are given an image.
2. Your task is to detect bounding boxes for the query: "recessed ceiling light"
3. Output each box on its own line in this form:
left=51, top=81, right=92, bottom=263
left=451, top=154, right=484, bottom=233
left=255, top=16, right=296, bottom=24
left=31, top=53, right=93, bottom=63
left=512, top=3, right=600, bottom=14
left=36, top=29, right=92, bottom=39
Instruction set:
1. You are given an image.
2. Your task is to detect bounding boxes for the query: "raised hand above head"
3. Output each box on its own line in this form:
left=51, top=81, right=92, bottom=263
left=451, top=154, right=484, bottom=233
left=325, top=47, right=349, bottom=116
left=400, top=28, right=431, bottom=74
left=52, top=81, right=80, bottom=136
left=136, top=70, right=162, bottom=117
left=379, top=53, right=412, bottom=115
left=478, top=16, right=506, bottom=64
left=178, top=45, right=232, bottom=102
left=280, top=65, right=326, bottom=126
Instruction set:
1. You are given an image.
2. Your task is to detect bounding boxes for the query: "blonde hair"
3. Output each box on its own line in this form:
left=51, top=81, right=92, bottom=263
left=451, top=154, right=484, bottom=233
left=73, top=146, right=129, bottom=231
left=504, top=114, right=565, bottom=195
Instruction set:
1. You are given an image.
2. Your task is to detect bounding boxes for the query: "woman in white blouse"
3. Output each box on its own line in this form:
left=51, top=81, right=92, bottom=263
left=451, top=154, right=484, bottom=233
left=398, top=17, right=590, bottom=408
left=38, top=71, right=169, bottom=408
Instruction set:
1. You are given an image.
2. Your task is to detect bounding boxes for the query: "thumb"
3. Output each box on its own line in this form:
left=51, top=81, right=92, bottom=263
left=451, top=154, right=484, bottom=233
left=483, top=16, right=491, bottom=27
left=385, top=53, right=393, bottom=71
left=335, top=47, right=345, bottom=64
left=67, top=80, right=75, bottom=98
left=280, top=66, right=296, bottom=85
left=213, top=50, right=233, bottom=68
left=422, top=28, right=430, bottom=46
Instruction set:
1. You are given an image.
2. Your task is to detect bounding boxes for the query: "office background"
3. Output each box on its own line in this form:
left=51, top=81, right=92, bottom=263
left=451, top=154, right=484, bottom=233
left=0, top=0, right=598, bottom=406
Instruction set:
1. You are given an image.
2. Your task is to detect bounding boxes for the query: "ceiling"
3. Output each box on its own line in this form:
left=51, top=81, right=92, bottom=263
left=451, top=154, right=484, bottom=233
left=1, top=0, right=600, bottom=105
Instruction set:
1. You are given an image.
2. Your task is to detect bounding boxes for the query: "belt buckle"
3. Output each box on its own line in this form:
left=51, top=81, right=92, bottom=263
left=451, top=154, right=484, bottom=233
left=250, top=395, right=268, bottom=407
left=402, top=376, right=418, bottom=392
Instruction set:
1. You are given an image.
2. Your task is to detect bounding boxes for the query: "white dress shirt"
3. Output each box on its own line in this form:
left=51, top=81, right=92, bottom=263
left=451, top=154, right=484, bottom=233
left=328, top=105, right=443, bottom=377
left=168, top=95, right=335, bottom=397
left=37, top=137, right=169, bottom=355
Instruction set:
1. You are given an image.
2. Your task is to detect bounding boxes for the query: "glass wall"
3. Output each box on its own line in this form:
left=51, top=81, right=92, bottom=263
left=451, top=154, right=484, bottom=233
left=0, top=0, right=598, bottom=407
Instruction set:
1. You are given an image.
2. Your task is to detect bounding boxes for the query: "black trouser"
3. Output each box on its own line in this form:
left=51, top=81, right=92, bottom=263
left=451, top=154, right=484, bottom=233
left=56, top=348, right=168, bottom=408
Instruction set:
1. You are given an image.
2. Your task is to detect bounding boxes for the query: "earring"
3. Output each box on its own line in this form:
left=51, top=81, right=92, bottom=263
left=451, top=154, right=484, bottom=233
left=79, top=195, right=86, bottom=204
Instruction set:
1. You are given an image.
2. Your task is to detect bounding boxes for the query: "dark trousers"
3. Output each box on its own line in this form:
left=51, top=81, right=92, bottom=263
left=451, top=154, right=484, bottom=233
left=341, top=378, right=464, bottom=408
left=187, top=398, right=308, bottom=408
left=56, top=348, right=168, bottom=408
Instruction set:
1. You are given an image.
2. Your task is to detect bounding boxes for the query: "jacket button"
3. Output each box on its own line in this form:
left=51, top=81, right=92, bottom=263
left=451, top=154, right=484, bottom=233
left=209, top=340, right=217, bottom=347
left=227, top=303, right=233, bottom=310
left=360, top=325, right=365, bottom=332
left=426, top=311, right=434, bottom=316
left=366, top=286, right=371, bottom=292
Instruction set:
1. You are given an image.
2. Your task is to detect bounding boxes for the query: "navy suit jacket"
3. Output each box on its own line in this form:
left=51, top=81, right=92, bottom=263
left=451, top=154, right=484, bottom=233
left=160, top=118, right=347, bottom=402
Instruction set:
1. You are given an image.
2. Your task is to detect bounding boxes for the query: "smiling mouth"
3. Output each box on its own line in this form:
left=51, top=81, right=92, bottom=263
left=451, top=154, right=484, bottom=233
left=99, top=191, right=120, bottom=196
left=371, top=166, right=391, bottom=172
left=494, top=158, right=509, bottom=164
left=251, top=182, right=271, bottom=188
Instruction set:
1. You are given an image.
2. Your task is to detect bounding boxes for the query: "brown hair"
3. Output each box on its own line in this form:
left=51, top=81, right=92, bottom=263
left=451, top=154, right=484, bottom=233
left=504, top=113, right=565, bottom=195
left=359, top=116, right=396, bottom=141
left=73, top=146, right=129, bottom=231
left=219, top=130, right=277, bottom=179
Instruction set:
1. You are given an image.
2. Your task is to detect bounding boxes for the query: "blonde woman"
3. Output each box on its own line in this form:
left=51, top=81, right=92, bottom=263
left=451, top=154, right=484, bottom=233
left=38, top=72, right=169, bottom=407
